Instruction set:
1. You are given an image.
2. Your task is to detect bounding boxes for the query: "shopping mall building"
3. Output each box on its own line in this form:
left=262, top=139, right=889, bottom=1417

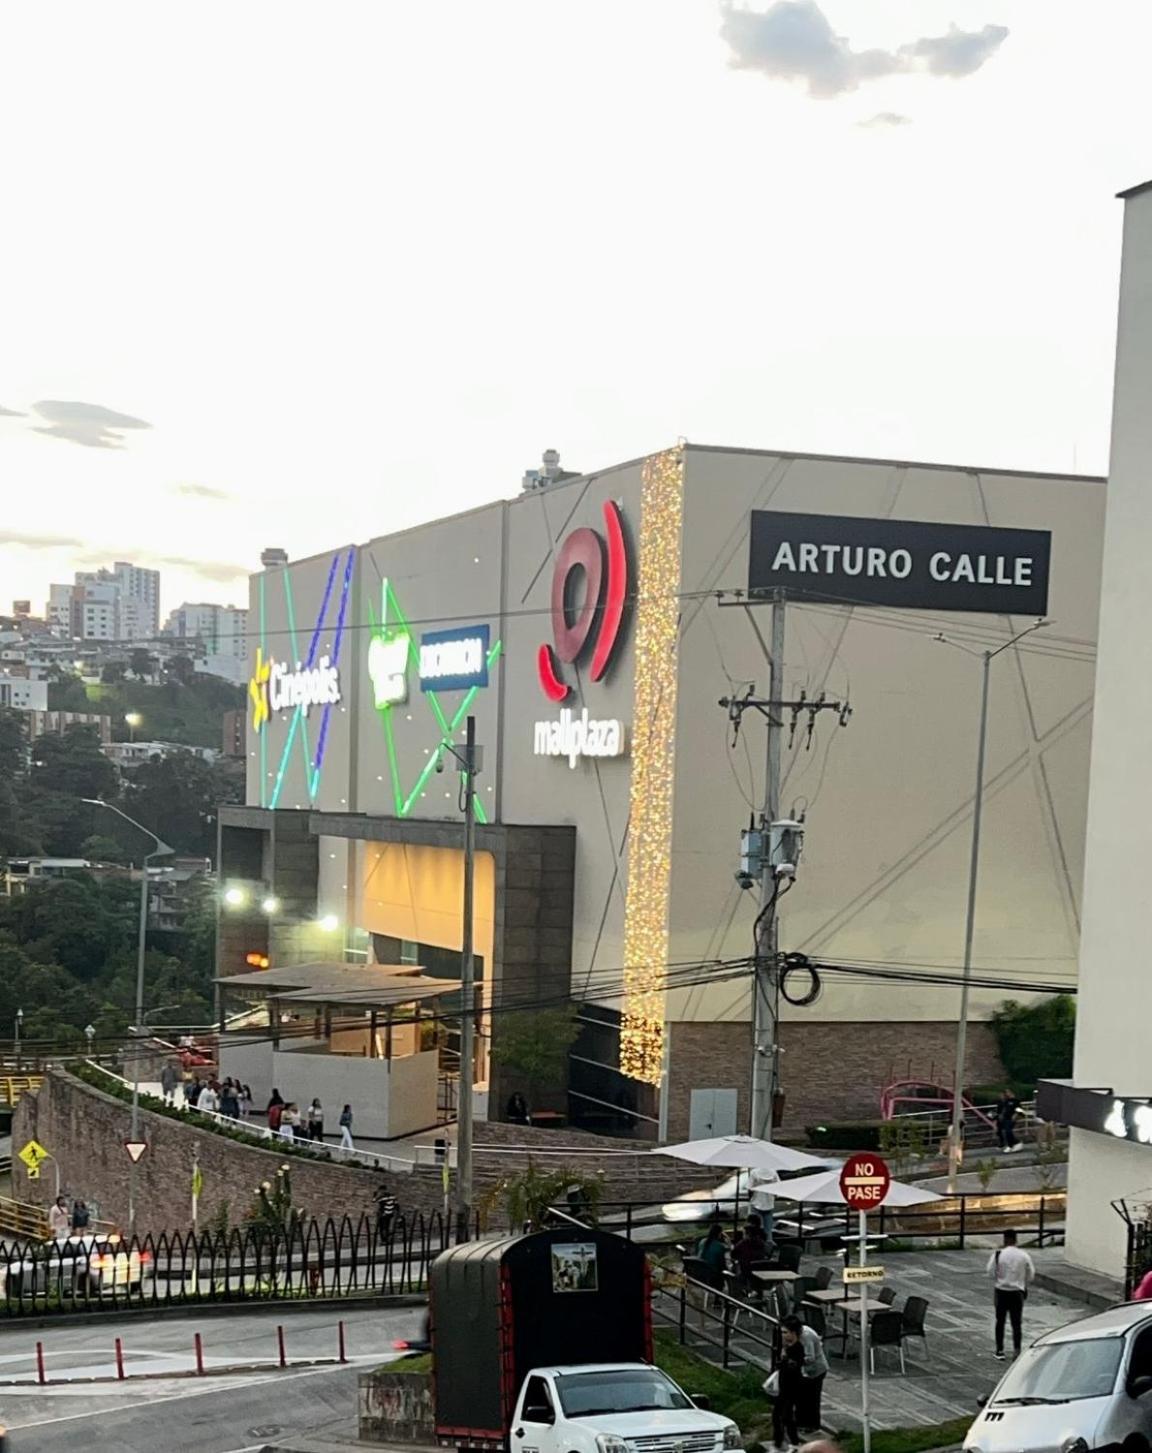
left=217, top=442, right=1102, bottom=1141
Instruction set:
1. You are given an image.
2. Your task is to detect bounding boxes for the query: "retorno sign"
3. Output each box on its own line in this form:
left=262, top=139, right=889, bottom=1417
left=748, top=510, right=1051, bottom=614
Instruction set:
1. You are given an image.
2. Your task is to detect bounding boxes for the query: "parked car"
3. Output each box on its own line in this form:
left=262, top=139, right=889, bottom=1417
left=965, top=1303, right=1152, bottom=1453
left=2, top=1234, right=152, bottom=1298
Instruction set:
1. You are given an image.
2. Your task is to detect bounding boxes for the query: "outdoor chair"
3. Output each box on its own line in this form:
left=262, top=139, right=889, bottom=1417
left=683, top=1255, right=724, bottom=1312
left=815, top=1266, right=834, bottom=1289
left=794, top=1274, right=819, bottom=1305
left=801, top=1301, right=827, bottom=1339
left=776, top=1243, right=803, bottom=1273
left=772, top=1284, right=792, bottom=1321
left=877, top=1286, right=897, bottom=1305
left=869, top=1310, right=906, bottom=1374
left=901, top=1295, right=929, bottom=1358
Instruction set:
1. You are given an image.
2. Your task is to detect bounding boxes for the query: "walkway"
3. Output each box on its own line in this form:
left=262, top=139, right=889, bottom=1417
left=677, top=1245, right=1100, bottom=1433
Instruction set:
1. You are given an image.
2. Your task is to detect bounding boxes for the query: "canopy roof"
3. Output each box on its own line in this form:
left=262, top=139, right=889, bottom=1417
left=216, top=960, right=459, bottom=1011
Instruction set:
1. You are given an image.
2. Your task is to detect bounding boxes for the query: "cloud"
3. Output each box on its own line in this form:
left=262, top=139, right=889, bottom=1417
left=151, top=554, right=249, bottom=586
left=29, top=399, right=152, bottom=449
left=173, top=482, right=233, bottom=502
left=859, top=111, right=911, bottom=128
left=904, top=23, right=1010, bottom=78
left=0, top=405, right=26, bottom=417
left=719, top=1, right=1008, bottom=98
left=0, top=529, right=86, bottom=550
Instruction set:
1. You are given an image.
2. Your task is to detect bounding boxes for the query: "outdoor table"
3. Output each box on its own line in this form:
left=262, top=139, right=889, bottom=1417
left=804, top=1287, right=845, bottom=1304
left=752, top=1268, right=800, bottom=1284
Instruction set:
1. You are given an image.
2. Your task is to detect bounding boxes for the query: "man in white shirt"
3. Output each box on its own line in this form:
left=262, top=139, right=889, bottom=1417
left=748, top=1167, right=778, bottom=1243
left=987, top=1228, right=1035, bottom=1359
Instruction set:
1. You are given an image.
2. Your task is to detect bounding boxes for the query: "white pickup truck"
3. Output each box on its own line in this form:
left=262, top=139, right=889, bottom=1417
left=507, top=1362, right=743, bottom=1453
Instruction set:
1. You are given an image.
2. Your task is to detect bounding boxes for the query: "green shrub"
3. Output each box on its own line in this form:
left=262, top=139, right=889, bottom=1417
left=805, top=1121, right=881, bottom=1151
left=989, top=997, right=1075, bottom=1089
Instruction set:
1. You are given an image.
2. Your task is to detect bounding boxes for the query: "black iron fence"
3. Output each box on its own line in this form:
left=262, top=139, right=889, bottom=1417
left=0, top=1209, right=478, bottom=1318
left=591, top=1188, right=1066, bottom=1250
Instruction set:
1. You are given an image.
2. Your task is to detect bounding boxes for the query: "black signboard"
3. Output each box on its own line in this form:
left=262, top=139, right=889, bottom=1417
left=748, top=510, right=1051, bottom=614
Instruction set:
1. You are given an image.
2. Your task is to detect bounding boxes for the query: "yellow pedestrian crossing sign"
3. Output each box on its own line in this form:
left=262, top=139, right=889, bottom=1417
left=18, top=1140, right=49, bottom=1174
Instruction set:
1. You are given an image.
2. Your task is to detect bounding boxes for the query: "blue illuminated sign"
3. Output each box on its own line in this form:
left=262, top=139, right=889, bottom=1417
left=418, top=625, right=491, bottom=694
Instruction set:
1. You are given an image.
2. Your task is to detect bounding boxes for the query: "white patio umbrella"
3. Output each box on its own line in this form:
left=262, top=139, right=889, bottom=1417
left=767, top=1167, right=943, bottom=1206
left=654, top=1133, right=831, bottom=1174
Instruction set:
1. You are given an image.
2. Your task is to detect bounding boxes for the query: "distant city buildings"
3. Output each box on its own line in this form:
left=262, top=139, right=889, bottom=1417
left=164, top=601, right=249, bottom=684
left=0, top=676, right=48, bottom=711
left=46, top=561, right=161, bottom=643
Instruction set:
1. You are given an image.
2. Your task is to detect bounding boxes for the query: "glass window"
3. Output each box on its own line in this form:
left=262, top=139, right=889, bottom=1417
left=557, top=1369, right=692, bottom=1417
left=992, top=1338, right=1123, bottom=1404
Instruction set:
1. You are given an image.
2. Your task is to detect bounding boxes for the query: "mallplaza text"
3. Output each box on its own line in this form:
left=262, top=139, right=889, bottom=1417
left=533, top=709, right=626, bottom=768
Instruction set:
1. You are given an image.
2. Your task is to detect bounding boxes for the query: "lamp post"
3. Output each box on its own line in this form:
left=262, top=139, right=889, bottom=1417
left=124, top=712, right=142, bottom=744
left=14, top=1009, right=23, bottom=1068
left=934, top=619, right=1049, bottom=1192
left=81, top=798, right=174, bottom=1232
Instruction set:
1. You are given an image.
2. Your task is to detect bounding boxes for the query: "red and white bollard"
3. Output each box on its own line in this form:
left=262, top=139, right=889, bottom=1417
left=338, top=1320, right=348, bottom=1364
left=194, top=1331, right=204, bottom=1376
left=277, top=1324, right=287, bottom=1369
left=35, top=1341, right=46, bottom=1386
left=114, top=1337, right=125, bottom=1381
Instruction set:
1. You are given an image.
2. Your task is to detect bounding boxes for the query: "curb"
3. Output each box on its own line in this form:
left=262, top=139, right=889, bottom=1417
left=0, top=1292, right=426, bottom=1333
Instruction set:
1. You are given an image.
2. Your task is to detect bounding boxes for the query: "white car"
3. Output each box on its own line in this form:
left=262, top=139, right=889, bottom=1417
left=965, top=1302, right=1152, bottom=1453
left=511, top=1363, right=742, bottom=1453
left=3, top=1234, right=152, bottom=1298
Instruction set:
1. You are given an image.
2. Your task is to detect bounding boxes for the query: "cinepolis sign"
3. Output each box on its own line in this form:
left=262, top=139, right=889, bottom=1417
left=249, top=648, right=341, bottom=731
left=534, top=501, right=630, bottom=767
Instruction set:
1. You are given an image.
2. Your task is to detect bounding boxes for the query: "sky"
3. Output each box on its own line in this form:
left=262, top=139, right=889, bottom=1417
left=2, top=0, right=1149, bottom=620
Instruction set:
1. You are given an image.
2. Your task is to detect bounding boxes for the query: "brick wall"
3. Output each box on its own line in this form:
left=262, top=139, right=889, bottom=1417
left=665, top=1019, right=1007, bottom=1136
left=14, top=1074, right=720, bottom=1236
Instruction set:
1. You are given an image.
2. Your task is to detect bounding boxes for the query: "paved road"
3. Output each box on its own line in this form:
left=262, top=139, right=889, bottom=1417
left=0, top=1304, right=422, bottom=1450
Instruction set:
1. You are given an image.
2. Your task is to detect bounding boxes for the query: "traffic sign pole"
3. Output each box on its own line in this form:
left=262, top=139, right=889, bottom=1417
left=839, top=1153, right=892, bottom=1453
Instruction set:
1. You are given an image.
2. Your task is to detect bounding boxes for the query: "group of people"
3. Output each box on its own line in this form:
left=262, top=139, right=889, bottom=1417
left=265, top=1090, right=356, bottom=1148
left=187, top=1077, right=253, bottom=1119
left=48, top=1195, right=92, bottom=1239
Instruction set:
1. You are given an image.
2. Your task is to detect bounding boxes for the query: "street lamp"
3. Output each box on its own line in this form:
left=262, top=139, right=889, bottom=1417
left=81, top=798, right=174, bottom=1233
left=934, top=619, right=1049, bottom=1192
left=124, top=712, right=142, bottom=743
left=261, top=896, right=279, bottom=915
left=14, top=1008, right=23, bottom=1066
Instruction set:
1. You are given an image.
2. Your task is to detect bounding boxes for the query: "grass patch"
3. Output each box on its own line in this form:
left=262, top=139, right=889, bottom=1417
left=390, top=1352, right=432, bottom=1374
left=839, top=1416, right=972, bottom=1453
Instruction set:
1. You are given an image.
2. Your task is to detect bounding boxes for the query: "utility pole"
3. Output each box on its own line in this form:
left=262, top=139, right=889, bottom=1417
left=449, top=716, right=480, bottom=1231
left=935, top=619, right=1048, bottom=1191
left=721, top=593, right=851, bottom=1140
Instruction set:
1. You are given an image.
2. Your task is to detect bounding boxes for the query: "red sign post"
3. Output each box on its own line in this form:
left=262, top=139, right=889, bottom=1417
left=839, top=1153, right=891, bottom=1453
left=840, top=1152, right=891, bottom=1210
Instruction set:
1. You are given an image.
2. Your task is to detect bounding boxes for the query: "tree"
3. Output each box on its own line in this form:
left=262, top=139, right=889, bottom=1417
left=490, top=1006, right=580, bottom=1112
left=101, top=662, right=127, bottom=685
left=167, top=654, right=196, bottom=686
left=487, top=1162, right=604, bottom=1233
left=129, top=649, right=156, bottom=682
left=81, top=833, right=129, bottom=864
left=989, top=996, right=1075, bottom=1088
left=30, top=724, right=118, bottom=801
left=0, top=709, right=28, bottom=782
left=47, top=675, right=90, bottom=711
left=123, top=750, right=241, bottom=856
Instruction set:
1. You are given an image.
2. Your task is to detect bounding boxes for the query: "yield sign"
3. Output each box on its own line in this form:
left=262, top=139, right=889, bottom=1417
left=124, top=1140, right=148, bottom=1164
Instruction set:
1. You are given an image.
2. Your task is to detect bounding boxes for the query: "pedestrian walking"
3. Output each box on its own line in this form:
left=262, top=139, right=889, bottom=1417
left=160, top=1061, right=180, bottom=1106
left=198, top=1082, right=219, bottom=1114
left=771, top=1336, right=805, bottom=1452
left=988, top=1228, right=1035, bottom=1360
left=239, top=1084, right=253, bottom=1120
left=374, top=1186, right=398, bottom=1239
left=307, top=1098, right=325, bottom=1142
left=186, top=1077, right=203, bottom=1108
left=267, top=1089, right=284, bottom=1132
left=996, top=1089, right=1021, bottom=1153
left=781, top=1315, right=829, bottom=1433
left=49, top=1196, right=70, bottom=1239
left=219, top=1080, right=240, bottom=1119
left=506, top=1092, right=529, bottom=1125
left=280, top=1103, right=301, bottom=1139
left=1134, top=1264, right=1152, bottom=1300
left=339, top=1104, right=355, bottom=1149
left=749, top=1166, right=779, bottom=1245
left=71, top=1199, right=91, bottom=1231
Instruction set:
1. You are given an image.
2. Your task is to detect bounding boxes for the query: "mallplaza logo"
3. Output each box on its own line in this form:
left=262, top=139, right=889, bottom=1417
left=249, top=646, right=341, bottom=731
left=533, top=500, right=629, bottom=768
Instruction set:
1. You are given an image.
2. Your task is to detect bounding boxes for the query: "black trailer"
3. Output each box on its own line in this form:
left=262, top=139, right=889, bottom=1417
left=430, top=1227, right=652, bottom=1448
